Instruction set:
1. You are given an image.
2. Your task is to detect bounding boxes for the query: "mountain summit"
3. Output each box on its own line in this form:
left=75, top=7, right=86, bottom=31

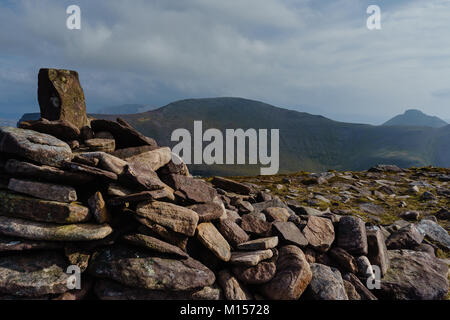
left=383, top=109, right=448, bottom=128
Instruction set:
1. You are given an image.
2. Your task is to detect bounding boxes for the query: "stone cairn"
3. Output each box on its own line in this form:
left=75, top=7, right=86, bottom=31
left=0, top=69, right=448, bottom=300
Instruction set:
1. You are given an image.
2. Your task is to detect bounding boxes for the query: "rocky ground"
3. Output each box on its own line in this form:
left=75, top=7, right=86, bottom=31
left=0, top=68, right=448, bottom=301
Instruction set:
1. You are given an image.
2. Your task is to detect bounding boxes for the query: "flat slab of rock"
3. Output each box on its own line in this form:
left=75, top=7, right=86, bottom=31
left=4, top=159, right=93, bottom=186
left=165, top=174, right=217, bottom=204
left=417, top=219, right=450, bottom=250
left=308, top=263, right=348, bottom=300
left=241, top=214, right=272, bottom=236
left=381, top=250, right=449, bottom=300
left=0, top=216, right=112, bottom=241
left=0, top=191, right=90, bottom=224
left=212, top=177, right=252, bottom=195
left=121, top=163, right=168, bottom=191
left=18, top=118, right=80, bottom=142
left=337, top=216, right=368, bottom=256
left=216, top=218, right=250, bottom=248
left=38, top=68, right=89, bottom=129
left=84, top=138, right=115, bottom=152
left=111, top=145, right=157, bottom=159
left=263, top=207, right=290, bottom=222
left=230, top=249, right=273, bottom=266
left=125, top=147, right=171, bottom=172
left=302, top=216, right=335, bottom=252
left=91, top=118, right=157, bottom=149
left=261, top=245, right=312, bottom=300
left=237, top=237, right=279, bottom=251
left=77, top=152, right=127, bottom=175
left=136, top=201, right=199, bottom=236
left=8, top=178, right=77, bottom=203
left=123, top=233, right=189, bottom=259
left=0, top=236, right=61, bottom=252
left=232, top=261, right=277, bottom=285
left=0, top=127, right=72, bottom=167
left=62, top=161, right=118, bottom=181
left=386, top=224, right=424, bottom=249
left=366, top=227, right=390, bottom=276
left=273, top=222, right=308, bottom=247
left=217, top=270, right=253, bottom=300
left=0, top=251, right=70, bottom=297
left=108, top=189, right=174, bottom=206
left=197, top=222, right=231, bottom=262
left=89, top=245, right=215, bottom=291
left=94, top=279, right=221, bottom=300
left=188, top=202, right=225, bottom=222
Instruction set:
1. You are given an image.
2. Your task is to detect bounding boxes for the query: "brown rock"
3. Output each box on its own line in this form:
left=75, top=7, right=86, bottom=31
left=88, top=245, right=215, bottom=291
left=302, top=216, right=335, bottom=252
left=188, top=202, right=226, bottom=222
left=0, top=127, right=72, bottom=167
left=0, top=216, right=113, bottom=241
left=38, top=68, right=89, bottom=129
left=264, top=207, right=290, bottom=222
left=108, top=189, right=175, bottom=206
left=230, top=249, right=273, bottom=267
left=165, top=174, right=217, bottom=204
left=62, top=161, right=118, bottom=181
left=216, top=218, right=250, bottom=248
left=91, top=118, right=157, bottom=149
left=385, top=224, right=424, bottom=249
left=342, top=273, right=378, bottom=300
left=337, top=216, right=368, bottom=256
left=111, top=145, right=157, bottom=159
left=240, top=214, right=272, bottom=236
left=329, top=247, right=358, bottom=274
left=78, top=152, right=127, bottom=175
left=136, top=201, right=199, bottom=236
left=8, top=178, right=77, bottom=203
left=237, top=237, right=279, bottom=251
left=218, top=270, right=253, bottom=300
left=366, top=227, right=390, bottom=276
left=121, top=163, right=169, bottom=191
left=232, top=261, right=277, bottom=285
left=343, top=279, right=361, bottom=300
left=84, top=138, right=115, bottom=152
left=123, top=233, right=189, bottom=259
left=272, top=222, right=308, bottom=248
left=261, top=245, right=312, bottom=300
left=64, top=246, right=91, bottom=272
left=0, top=191, right=90, bottom=224
left=197, top=222, right=231, bottom=262
left=212, top=176, right=252, bottom=195
left=136, top=222, right=188, bottom=251
left=88, top=191, right=110, bottom=224
left=0, top=236, right=61, bottom=252
left=18, top=118, right=80, bottom=141
left=125, top=147, right=172, bottom=171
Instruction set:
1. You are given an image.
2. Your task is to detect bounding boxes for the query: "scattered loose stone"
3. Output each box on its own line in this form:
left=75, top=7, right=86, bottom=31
left=8, top=178, right=77, bottom=203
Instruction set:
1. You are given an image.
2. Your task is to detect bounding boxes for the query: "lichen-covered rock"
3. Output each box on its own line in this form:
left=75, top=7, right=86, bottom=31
left=89, top=245, right=215, bottom=291
left=38, top=68, right=89, bottom=129
left=308, top=263, right=349, bottom=300
left=417, top=219, right=450, bottom=250
left=380, top=250, right=449, bottom=300
left=0, top=251, right=70, bottom=297
left=0, top=127, right=72, bottom=167
left=260, top=245, right=312, bottom=300
left=8, top=178, right=77, bottom=203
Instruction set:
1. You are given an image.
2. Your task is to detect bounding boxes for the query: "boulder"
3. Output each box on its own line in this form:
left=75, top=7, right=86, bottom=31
left=164, top=174, right=217, bottom=204
left=89, top=245, right=215, bottom=291
left=236, top=237, right=279, bottom=251
left=123, top=233, right=189, bottom=259
left=18, top=118, right=80, bottom=141
left=0, top=127, right=72, bottom=167
left=38, top=68, right=89, bottom=129
left=329, top=247, right=358, bottom=274
left=417, top=219, right=450, bottom=250
left=188, top=202, right=226, bottom=222
left=366, top=227, right=390, bottom=276
left=84, top=138, right=115, bottom=153
left=263, top=207, right=290, bottom=222
left=260, top=245, right=312, bottom=300
left=196, top=222, right=231, bottom=262
left=76, top=152, right=127, bottom=174
left=232, top=261, right=277, bottom=285
left=230, top=249, right=273, bottom=267
left=0, top=251, right=70, bottom=297
left=216, top=218, right=250, bottom=248
left=121, top=163, right=168, bottom=191
left=211, top=177, right=252, bottom=195
left=342, top=273, right=378, bottom=300
left=386, top=224, right=424, bottom=249
left=125, top=147, right=172, bottom=172
left=108, top=189, right=175, bottom=206
left=240, top=214, right=272, bottom=237
left=337, top=216, right=368, bottom=256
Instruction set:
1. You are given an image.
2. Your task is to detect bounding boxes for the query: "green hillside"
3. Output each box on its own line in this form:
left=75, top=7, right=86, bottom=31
left=91, top=98, right=450, bottom=176
left=383, top=109, right=448, bottom=128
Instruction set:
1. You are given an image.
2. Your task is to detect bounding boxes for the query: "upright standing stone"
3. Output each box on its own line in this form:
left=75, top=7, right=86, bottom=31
left=38, top=69, right=89, bottom=129
left=366, top=227, right=390, bottom=276
left=337, top=216, right=368, bottom=256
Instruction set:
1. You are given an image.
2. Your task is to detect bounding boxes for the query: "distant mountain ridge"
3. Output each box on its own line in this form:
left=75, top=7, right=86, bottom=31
left=95, top=98, right=450, bottom=176
left=383, top=109, right=448, bottom=128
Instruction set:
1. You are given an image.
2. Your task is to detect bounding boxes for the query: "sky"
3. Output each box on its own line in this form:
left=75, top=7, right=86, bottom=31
left=0, top=0, right=450, bottom=124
